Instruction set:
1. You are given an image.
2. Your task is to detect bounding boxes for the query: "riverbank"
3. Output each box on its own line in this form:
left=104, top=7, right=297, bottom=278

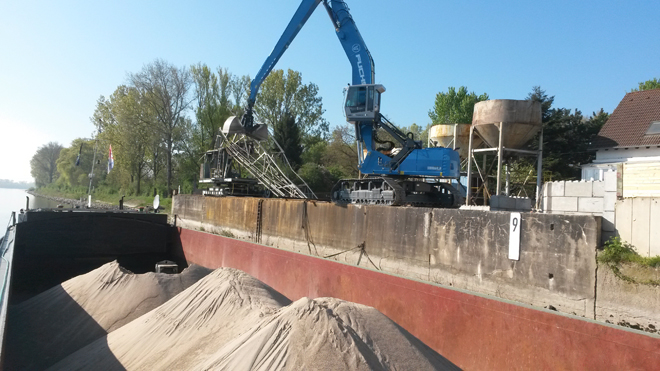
left=26, top=190, right=137, bottom=211
left=27, top=189, right=171, bottom=212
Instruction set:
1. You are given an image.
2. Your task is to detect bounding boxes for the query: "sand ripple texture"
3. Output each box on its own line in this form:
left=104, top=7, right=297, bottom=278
left=6, top=261, right=212, bottom=370
left=15, top=262, right=459, bottom=370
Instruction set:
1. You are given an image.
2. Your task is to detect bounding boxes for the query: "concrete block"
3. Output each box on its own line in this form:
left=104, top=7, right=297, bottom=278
left=491, top=195, right=531, bottom=211
left=515, top=198, right=532, bottom=211
left=565, top=181, right=593, bottom=197
left=550, top=197, right=578, bottom=212
left=651, top=199, right=660, bottom=257
left=601, top=211, right=615, bottom=232
left=578, top=197, right=604, bottom=213
left=489, top=195, right=500, bottom=209
left=501, top=196, right=516, bottom=210
left=615, top=199, right=633, bottom=246
left=631, top=198, right=651, bottom=257
left=592, top=181, right=605, bottom=197
left=603, top=170, right=617, bottom=192
left=603, top=192, right=617, bottom=212
left=551, top=181, right=565, bottom=197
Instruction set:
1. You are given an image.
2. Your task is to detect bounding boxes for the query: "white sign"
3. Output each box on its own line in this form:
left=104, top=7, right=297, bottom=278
left=509, top=212, right=521, bottom=260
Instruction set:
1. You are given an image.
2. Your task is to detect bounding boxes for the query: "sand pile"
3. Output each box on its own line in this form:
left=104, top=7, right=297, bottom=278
left=48, top=267, right=292, bottom=371
left=49, top=267, right=458, bottom=370
left=197, top=297, right=459, bottom=371
left=6, top=261, right=212, bottom=370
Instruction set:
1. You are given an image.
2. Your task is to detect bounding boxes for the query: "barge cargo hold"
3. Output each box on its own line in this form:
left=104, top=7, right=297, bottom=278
left=1, top=208, right=659, bottom=370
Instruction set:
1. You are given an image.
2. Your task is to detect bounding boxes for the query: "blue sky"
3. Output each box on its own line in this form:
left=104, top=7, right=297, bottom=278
left=1, top=0, right=658, bottom=182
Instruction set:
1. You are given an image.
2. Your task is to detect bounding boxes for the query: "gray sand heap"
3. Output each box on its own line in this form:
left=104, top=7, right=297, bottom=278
left=49, top=267, right=459, bottom=371
left=7, top=261, right=212, bottom=370
left=48, top=267, right=292, bottom=371
left=198, top=297, right=458, bottom=371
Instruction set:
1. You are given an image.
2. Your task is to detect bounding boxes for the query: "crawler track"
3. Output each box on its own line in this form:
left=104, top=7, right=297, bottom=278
left=331, top=177, right=462, bottom=208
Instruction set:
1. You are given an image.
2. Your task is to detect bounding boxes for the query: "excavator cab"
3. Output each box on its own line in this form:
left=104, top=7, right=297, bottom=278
left=345, top=84, right=385, bottom=121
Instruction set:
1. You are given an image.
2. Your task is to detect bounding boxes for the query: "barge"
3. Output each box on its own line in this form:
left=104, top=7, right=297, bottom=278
left=0, top=202, right=659, bottom=369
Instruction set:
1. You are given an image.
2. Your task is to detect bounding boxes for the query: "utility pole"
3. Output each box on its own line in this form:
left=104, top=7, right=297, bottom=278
left=87, top=127, right=100, bottom=207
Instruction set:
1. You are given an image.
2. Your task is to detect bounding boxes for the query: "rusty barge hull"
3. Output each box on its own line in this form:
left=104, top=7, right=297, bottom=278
left=174, top=228, right=660, bottom=370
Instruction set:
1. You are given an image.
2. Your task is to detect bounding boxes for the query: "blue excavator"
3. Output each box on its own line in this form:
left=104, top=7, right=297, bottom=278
left=225, top=0, right=462, bottom=207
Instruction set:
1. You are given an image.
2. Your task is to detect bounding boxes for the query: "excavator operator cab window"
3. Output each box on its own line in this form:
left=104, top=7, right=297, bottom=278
left=345, top=84, right=385, bottom=121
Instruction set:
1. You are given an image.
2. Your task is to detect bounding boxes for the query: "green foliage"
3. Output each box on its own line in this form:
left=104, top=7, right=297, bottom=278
left=254, top=69, right=329, bottom=139
left=399, top=123, right=430, bottom=147
left=301, top=136, right=327, bottom=165
left=272, top=111, right=303, bottom=170
left=631, top=77, right=660, bottom=92
left=599, top=237, right=639, bottom=265
left=297, top=163, right=340, bottom=193
left=322, top=124, right=359, bottom=178
left=130, top=59, right=193, bottom=195
left=178, top=64, right=251, bottom=192
left=428, top=86, right=488, bottom=125
left=220, top=229, right=235, bottom=238
left=190, top=64, right=233, bottom=152
left=30, top=142, right=64, bottom=187
left=599, top=237, right=660, bottom=267
left=93, top=85, right=157, bottom=195
left=599, top=237, right=660, bottom=285
left=525, top=87, right=609, bottom=180
left=55, top=138, right=99, bottom=189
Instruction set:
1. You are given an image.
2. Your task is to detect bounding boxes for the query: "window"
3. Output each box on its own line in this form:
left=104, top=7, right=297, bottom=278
left=345, top=86, right=366, bottom=113
left=645, top=121, right=660, bottom=135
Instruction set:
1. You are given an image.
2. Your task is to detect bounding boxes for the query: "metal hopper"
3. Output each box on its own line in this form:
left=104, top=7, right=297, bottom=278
left=472, top=100, right=542, bottom=149
left=428, top=124, right=482, bottom=159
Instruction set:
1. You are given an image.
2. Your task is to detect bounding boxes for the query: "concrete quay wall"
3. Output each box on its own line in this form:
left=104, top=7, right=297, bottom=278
left=173, top=195, right=600, bottom=317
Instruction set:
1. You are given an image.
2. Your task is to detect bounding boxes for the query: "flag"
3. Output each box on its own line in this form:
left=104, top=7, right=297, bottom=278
left=75, top=143, right=83, bottom=166
left=108, top=145, right=114, bottom=173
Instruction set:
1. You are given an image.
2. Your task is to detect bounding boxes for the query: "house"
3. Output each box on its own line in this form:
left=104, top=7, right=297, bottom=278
left=582, top=89, right=660, bottom=197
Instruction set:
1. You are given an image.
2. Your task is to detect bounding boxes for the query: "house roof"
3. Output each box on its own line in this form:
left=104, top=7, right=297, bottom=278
left=591, top=89, right=660, bottom=149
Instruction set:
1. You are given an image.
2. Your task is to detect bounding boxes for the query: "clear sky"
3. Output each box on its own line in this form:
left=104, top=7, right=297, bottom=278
left=1, top=0, right=658, bottom=182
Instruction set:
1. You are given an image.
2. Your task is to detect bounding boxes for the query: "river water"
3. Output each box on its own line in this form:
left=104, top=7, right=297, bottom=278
left=0, top=188, right=67, bottom=226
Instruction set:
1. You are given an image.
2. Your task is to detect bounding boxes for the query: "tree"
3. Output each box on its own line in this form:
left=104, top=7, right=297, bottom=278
left=130, top=59, right=193, bottom=196
left=230, top=74, right=251, bottom=115
left=631, top=78, right=660, bottom=92
left=297, top=163, right=339, bottom=193
left=399, top=123, right=430, bottom=147
left=272, top=111, right=303, bottom=170
left=30, top=142, right=63, bottom=187
left=190, top=64, right=235, bottom=152
left=93, top=86, right=156, bottom=195
left=526, top=87, right=608, bottom=179
left=296, top=123, right=358, bottom=195
left=254, top=69, right=328, bottom=138
left=55, top=138, right=99, bottom=189
left=322, top=124, right=359, bottom=178
left=428, top=86, right=489, bottom=125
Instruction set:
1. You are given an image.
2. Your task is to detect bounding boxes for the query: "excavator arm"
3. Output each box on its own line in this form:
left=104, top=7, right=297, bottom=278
left=237, top=0, right=375, bottom=137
